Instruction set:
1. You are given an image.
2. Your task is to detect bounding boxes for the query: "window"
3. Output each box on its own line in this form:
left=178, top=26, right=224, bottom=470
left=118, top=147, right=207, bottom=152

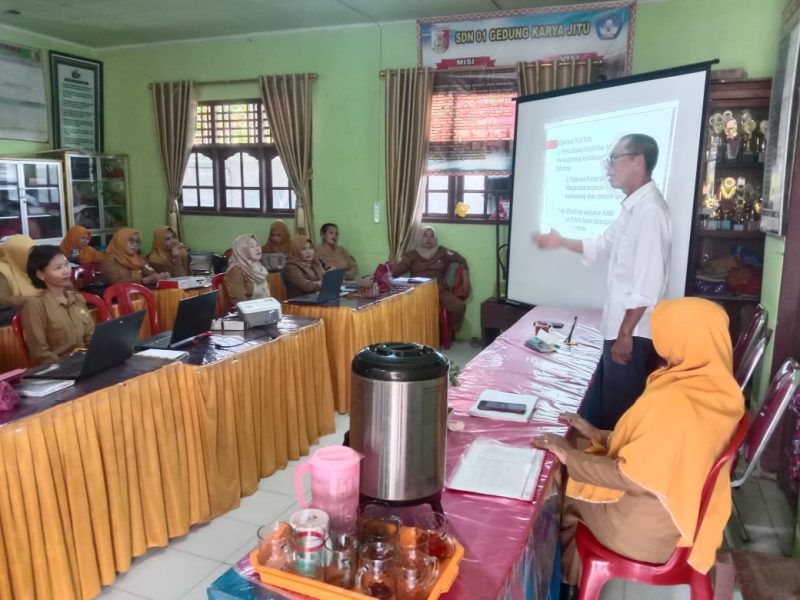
left=422, top=174, right=512, bottom=222
left=180, top=100, right=296, bottom=216
left=423, top=70, right=517, bottom=223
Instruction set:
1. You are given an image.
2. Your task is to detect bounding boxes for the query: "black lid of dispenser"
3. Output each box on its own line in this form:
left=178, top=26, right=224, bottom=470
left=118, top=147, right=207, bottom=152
left=352, top=342, right=448, bottom=382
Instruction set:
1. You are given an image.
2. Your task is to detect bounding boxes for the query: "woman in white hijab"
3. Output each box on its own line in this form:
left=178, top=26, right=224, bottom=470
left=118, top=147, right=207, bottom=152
left=393, top=225, right=470, bottom=333
left=223, top=233, right=270, bottom=306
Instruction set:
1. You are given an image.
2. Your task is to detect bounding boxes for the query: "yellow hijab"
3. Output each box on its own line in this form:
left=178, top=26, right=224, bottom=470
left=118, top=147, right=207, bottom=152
left=0, top=234, right=38, bottom=296
left=106, top=227, right=146, bottom=272
left=148, top=226, right=177, bottom=269
left=60, top=225, right=106, bottom=264
left=263, top=220, right=291, bottom=254
left=566, top=297, right=744, bottom=573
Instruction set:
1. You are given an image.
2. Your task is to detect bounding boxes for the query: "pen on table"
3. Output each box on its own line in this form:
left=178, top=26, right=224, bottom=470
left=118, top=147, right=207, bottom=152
left=565, top=316, right=578, bottom=345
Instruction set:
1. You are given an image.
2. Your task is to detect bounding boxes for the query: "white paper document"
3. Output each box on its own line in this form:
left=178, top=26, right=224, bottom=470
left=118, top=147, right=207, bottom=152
left=447, top=438, right=545, bottom=501
left=135, top=349, right=188, bottom=360
left=14, top=378, right=74, bottom=397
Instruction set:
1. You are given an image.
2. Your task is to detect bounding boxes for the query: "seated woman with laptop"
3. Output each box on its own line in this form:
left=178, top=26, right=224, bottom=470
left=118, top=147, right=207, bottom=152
left=284, top=235, right=326, bottom=299
left=148, top=226, right=191, bottom=276
left=224, top=233, right=271, bottom=306
left=22, top=245, right=95, bottom=365
left=100, top=228, right=168, bottom=285
left=316, top=222, right=358, bottom=279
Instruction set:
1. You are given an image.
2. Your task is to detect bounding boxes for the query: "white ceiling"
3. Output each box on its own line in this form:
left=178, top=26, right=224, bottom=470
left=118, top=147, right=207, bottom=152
left=0, top=0, right=624, bottom=48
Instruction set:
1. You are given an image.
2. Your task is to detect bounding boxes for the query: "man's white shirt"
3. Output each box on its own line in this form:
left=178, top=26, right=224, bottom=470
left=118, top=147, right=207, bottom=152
left=581, top=180, right=672, bottom=340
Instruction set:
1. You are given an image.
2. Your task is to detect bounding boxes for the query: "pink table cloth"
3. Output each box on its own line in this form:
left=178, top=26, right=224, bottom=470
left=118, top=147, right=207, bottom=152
left=213, top=305, right=603, bottom=600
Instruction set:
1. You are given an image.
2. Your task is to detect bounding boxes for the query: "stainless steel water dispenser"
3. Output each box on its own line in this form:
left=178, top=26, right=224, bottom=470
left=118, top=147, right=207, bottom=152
left=350, top=342, right=448, bottom=509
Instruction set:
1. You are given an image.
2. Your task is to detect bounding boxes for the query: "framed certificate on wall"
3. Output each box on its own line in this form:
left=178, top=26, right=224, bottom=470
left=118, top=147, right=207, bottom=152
left=49, top=51, right=103, bottom=151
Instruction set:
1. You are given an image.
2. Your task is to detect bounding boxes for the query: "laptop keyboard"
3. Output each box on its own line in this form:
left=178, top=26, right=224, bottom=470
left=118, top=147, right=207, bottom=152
left=139, top=331, right=172, bottom=349
left=39, top=352, right=86, bottom=379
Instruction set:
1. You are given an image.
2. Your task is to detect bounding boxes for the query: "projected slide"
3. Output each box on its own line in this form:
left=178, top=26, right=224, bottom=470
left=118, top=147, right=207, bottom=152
left=506, top=66, right=709, bottom=310
left=542, top=102, right=677, bottom=238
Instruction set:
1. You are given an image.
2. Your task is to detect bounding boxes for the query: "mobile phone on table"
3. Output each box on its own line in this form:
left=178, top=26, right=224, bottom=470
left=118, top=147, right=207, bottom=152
left=477, top=400, right=527, bottom=414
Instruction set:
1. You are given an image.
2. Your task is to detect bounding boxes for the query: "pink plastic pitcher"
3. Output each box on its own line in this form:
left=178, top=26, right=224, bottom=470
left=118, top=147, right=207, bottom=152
left=295, top=446, right=362, bottom=534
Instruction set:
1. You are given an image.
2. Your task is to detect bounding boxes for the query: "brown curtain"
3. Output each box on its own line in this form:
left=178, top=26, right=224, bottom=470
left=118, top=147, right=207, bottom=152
left=517, top=58, right=604, bottom=96
left=152, top=81, right=197, bottom=239
left=384, top=68, right=434, bottom=262
left=260, top=74, right=315, bottom=241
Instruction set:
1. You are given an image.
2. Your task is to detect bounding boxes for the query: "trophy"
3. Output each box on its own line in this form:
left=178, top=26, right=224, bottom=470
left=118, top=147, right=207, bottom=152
left=733, top=176, right=747, bottom=230
left=707, top=112, right=725, bottom=161
left=723, top=112, right=740, bottom=161
left=740, top=111, right=757, bottom=161
left=756, top=119, right=768, bottom=163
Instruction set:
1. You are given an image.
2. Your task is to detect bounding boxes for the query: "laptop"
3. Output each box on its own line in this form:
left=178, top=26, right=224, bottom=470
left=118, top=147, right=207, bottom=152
left=289, top=268, right=346, bottom=304
left=26, top=310, right=145, bottom=381
left=136, top=290, right=219, bottom=350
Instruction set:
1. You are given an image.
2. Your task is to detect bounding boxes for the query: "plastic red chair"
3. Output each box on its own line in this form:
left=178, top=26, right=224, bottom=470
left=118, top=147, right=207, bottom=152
left=79, top=292, right=111, bottom=323
left=10, top=312, right=30, bottom=367
left=439, top=304, right=451, bottom=350
left=729, top=358, right=800, bottom=540
left=734, top=327, right=772, bottom=390
left=575, top=413, right=750, bottom=600
left=211, top=272, right=228, bottom=315
left=733, top=304, right=767, bottom=374
left=103, top=282, right=161, bottom=334
left=70, top=263, right=103, bottom=290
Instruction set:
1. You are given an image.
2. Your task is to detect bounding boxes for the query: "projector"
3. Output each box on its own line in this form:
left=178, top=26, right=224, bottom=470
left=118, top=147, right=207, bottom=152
left=157, top=276, right=211, bottom=290
left=236, top=297, right=282, bottom=328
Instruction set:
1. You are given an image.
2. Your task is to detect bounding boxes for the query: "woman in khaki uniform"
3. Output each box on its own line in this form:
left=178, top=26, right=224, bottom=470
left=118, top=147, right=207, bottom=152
left=148, top=226, right=190, bottom=276
left=100, top=228, right=167, bottom=285
left=223, top=234, right=270, bottom=306
left=284, top=235, right=325, bottom=299
left=0, top=234, right=37, bottom=309
left=316, top=223, right=358, bottom=279
left=21, top=245, right=95, bottom=365
left=534, top=298, right=744, bottom=598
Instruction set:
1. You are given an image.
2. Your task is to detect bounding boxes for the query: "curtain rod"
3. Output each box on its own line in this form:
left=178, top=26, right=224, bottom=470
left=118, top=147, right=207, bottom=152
left=148, top=74, right=318, bottom=88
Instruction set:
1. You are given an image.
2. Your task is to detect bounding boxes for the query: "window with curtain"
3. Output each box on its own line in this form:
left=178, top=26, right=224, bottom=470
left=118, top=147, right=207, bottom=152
left=423, top=70, right=518, bottom=223
left=180, top=100, right=296, bottom=216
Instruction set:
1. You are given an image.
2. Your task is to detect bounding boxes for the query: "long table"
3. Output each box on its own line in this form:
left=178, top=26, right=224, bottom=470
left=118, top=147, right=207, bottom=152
left=0, top=316, right=335, bottom=600
left=282, top=281, right=440, bottom=413
left=209, top=306, right=603, bottom=599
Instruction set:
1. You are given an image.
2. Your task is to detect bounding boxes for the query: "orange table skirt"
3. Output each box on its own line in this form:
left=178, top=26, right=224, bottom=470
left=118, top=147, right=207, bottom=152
left=283, top=280, right=439, bottom=413
left=0, top=319, right=334, bottom=600
left=153, top=286, right=210, bottom=330
left=0, top=325, right=27, bottom=372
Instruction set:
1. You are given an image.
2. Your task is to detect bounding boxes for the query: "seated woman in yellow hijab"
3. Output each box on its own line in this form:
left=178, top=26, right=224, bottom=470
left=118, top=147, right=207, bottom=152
left=22, top=245, right=95, bottom=365
left=261, top=220, right=291, bottom=272
left=100, top=227, right=167, bottom=285
left=0, top=234, right=38, bottom=309
left=284, top=235, right=325, bottom=299
left=59, top=225, right=106, bottom=264
left=534, top=297, right=744, bottom=597
left=148, top=226, right=190, bottom=276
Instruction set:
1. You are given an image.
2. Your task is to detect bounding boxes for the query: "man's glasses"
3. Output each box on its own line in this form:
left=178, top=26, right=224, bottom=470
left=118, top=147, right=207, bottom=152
left=602, top=152, right=639, bottom=170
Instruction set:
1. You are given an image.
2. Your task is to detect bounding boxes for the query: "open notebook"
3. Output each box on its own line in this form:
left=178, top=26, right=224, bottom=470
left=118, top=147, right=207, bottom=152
left=447, top=438, right=545, bottom=501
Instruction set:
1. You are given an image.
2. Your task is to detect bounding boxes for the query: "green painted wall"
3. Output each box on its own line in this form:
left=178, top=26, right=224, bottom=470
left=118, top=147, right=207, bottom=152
left=0, top=25, right=99, bottom=156
left=0, top=0, right=786, bottom=343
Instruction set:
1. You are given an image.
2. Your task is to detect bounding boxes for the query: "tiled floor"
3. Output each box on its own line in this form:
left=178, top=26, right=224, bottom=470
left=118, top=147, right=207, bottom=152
left=96, top=343, right=797, bottom=599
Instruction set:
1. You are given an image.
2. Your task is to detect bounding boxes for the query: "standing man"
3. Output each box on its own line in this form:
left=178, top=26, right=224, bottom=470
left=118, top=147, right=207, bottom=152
left=535, top=133, right=672, bottom=429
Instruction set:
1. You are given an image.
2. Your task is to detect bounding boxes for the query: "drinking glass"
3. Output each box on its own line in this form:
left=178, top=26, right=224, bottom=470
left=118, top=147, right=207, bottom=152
left=413, top=512, right=456, bottom=560
left=395, top=549, right=439, bottom=600
left=323, top=532, right=359, bottom=589
left=354, top=541, right=396, bottom=599
left=256, top=521, right=292, bottom=571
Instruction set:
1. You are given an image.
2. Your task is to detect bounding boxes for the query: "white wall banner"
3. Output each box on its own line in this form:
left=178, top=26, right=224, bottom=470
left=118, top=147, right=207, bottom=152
left=418, top=1, right=635, bottom=77
left=0, top=42, right=48, bottom=143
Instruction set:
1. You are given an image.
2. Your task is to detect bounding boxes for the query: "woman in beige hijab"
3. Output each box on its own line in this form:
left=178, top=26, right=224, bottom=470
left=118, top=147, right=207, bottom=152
left=393, top=226, right=470, bottom=332
left=223, top=233, right=270, bottom=306
left=0, top=234, right=38, bottom=308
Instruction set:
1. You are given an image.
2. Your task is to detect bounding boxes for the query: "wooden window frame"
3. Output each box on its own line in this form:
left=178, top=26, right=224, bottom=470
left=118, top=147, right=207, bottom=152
left=180, top=99, right=296, bottom=217
left=421, top=174, right=511, bottom=224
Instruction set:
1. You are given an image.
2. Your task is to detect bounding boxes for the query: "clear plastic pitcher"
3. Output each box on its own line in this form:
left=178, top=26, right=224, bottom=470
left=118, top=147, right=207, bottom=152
left=295, top=446, right=362, bottom=534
